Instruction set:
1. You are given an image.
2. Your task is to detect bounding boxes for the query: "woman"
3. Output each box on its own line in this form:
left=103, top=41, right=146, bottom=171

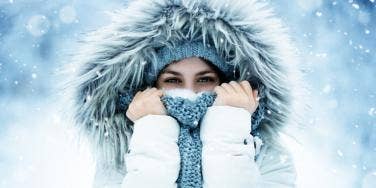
left=123, top=53, right=264, bottom=188
left=70, top=0, right=304, bottom=187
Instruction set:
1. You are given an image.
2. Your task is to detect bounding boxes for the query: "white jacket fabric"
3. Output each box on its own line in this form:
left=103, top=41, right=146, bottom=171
left=120, top=105, right=296, bottom=188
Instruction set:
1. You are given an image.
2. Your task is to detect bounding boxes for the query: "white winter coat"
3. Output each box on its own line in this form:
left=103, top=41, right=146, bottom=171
left=93, top=106, right=296, bottom=188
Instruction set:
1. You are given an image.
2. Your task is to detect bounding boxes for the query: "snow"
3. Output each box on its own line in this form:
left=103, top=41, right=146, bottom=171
left=357, top=11, right=371, bottom=24
left=0, top=100, right=95, bottom=188
left=322, top=84, right=332, bottom=94
left=362, top=171, right=376, bottom=188
left=315, top=11, right=323, bottom=17
left=352, top=3, right=360, bottom=10
left=86, top=95, right=92, bottom=102
left=59, top=6, right=77, bottom=24
left=337, top=150, right=344, bottom=157
left=0, top=0, right=375, bottom=188
left=95, top=70, right=102, bottom=78
left=368, top=108, right=375, bottom=116
left=297, top=0, right=323, bottom=11
left=26, top=15, right=50, bottom=37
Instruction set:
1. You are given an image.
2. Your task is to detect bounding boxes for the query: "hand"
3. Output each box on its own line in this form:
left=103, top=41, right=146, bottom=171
left=126, top=87, right=167, bottom=122
left=213, top=80, right=259, bottom=114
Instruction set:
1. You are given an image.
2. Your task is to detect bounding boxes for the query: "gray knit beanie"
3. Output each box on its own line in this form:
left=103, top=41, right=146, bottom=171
left=145, top=41, right=235, bottom=85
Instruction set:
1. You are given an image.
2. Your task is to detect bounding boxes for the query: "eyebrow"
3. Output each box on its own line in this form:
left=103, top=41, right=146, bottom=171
left=161, top=70, right=216, bottom=76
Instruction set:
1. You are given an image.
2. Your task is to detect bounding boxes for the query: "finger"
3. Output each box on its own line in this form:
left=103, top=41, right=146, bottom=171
left=149, top=94, right=162, bottom=102
left=160, top=88, right=167, bottom=96
left=213, top=85, right=224, bottom=94
left=133, top=91, right=142, bottom=100
left=213, top=86, right=226, bottom=105
left=151, top=89, right=164, bottom=97
left=229, top=81, right=246, bottom=95
left=253, top=89, right=259, bottom=103
left=139, top=87, right=151, bottom=96
left=143, top=87, right=158, bottom=97
left=240, top=80, right=253, bottom=98
left=220, top=83, right=233, bottom=94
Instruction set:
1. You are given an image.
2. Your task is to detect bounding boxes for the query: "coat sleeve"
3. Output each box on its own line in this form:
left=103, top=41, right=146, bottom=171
left=121, top=114, right=181, bottom=188
left=255, top=143, right=297, bottom=187
left=200, top=105, right=296, bottom=188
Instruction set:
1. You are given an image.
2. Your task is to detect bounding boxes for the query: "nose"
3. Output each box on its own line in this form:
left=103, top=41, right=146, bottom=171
left=183, top=82, right=198, bottom=93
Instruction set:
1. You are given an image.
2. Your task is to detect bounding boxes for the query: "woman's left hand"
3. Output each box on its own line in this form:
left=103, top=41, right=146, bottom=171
left=213, top=80, right=259, bottom=114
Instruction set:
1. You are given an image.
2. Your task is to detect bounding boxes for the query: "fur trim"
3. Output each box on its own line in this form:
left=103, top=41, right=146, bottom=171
left=69, top=0, right=308, bottom=169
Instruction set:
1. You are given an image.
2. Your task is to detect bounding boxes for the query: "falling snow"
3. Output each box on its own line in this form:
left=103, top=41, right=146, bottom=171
left=59, top=6, right=77, bottom=24
left=26, top=15, right=50, bottom=37
left=0, top=1, right=374, bottom=188
left=352, top=3, right=360, bottom=10
left=337, top=150, right=344, bottom=157
left=368, top=108, right=375, bottom=116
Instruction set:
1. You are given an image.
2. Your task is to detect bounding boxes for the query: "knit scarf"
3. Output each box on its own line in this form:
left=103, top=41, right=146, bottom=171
left=118, top=89, right=265, bottom=188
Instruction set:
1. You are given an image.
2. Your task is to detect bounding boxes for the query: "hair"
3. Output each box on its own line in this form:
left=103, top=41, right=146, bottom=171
left=202, top=58, right=231, bottom=84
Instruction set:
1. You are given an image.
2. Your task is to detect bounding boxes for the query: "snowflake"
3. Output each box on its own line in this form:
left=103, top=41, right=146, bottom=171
left=193, top=120, right=198, bottom=125
left=86, top=95, right=92, bottom=102
left=279, top=155, right=287, bottom=164
left=96, top=70, right=102, bottom=78
left=337, top=149, right=343, bottom=157
left=368, top=107, right=375, bottom=116
left=352, top=3, right=360, bottom=10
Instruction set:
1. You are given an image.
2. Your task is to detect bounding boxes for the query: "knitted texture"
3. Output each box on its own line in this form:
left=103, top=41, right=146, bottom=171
left=162, top=92, right=215, bottom=188
left=118, top=90, right=265, bottom=187
left=145, top=41, right=235, bottom=85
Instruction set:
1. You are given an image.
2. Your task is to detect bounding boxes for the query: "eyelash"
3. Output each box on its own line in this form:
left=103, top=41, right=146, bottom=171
left=164, top=77, right=216, bottom=84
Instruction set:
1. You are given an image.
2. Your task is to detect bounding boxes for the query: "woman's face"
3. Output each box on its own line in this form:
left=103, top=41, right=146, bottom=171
left=156, top=57, right=221, bottom=93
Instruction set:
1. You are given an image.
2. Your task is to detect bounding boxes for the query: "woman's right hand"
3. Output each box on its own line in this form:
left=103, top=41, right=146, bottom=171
left=126, top=87, right=167, bottom=123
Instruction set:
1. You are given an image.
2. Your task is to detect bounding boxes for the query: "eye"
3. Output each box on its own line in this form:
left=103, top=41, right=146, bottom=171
left=164, top=78, right=181, bottom=84
left=197, top=77, right=216, bottom=83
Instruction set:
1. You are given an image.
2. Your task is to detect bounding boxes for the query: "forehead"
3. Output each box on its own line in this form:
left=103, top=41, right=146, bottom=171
left=163, top=57, right=215, bottom=72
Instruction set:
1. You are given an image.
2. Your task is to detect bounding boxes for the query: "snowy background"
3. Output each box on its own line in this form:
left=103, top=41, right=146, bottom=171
left=0, top=0, right=375, bottom=187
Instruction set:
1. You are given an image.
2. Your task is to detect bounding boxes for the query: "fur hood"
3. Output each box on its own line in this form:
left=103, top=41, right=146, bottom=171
left=69, top=0, right=307, bottom=170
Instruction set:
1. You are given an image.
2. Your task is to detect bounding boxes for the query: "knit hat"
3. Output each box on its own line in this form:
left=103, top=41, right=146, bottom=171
left=145, top=41, right=235, bottom=85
